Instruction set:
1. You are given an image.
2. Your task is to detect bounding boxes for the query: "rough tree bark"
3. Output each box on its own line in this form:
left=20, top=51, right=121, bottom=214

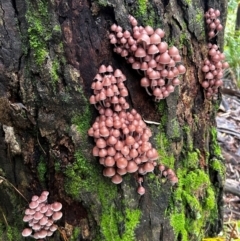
left=0, top=0, right=227, bottom=241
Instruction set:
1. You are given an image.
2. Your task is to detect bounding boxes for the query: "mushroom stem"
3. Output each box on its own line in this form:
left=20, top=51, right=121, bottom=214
left=144, top=87, right=152, bottom=96
left=143, top=118, right=161, bottom=125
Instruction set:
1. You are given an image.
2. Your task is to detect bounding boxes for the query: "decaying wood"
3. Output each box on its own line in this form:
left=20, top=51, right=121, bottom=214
left=0, top=0, right=228, bottom=240
left=225, top=179, right=240, bottom=197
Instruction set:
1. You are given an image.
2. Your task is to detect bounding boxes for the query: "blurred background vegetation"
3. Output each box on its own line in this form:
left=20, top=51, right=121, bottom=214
left=224, top=0, right=240, bottom=87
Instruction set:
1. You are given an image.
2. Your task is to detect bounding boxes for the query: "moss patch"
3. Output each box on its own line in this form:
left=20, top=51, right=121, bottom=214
left=170, top=169, right=218, bottom=241
left=25, top=0, right=64, bottom=85
left=37, top=157, right=47, bottom=186
left=133, top=0, right=159, bottom=27
left=26, top=0, right=50, bottom=65
left=210, top=127, right=222, bottom=158
left=155, top=101, right=175, bottom=168
left=66, top=91, right=141, bottom=240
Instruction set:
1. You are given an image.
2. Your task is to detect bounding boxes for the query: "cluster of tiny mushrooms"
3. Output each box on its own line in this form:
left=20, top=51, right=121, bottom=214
left=88, top=65, right=178, bottom=195
left=202, top=8, right=229, bottom=98
left=22, top=192, right=62, bottom=239
left=88, top=10, right=228, bottom=195
left=109, top=15, right=186, bottom=101
left=22, top=9, right=229, bottom=235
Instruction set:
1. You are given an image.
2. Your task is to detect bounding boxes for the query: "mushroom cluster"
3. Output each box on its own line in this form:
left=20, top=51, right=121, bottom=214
left=88, top=65, right=161, bottom=188
left=22, top=191, right=62, bottom=239
left=158, top=164, right=178, bottom=185
left=202, top=9, right=229, bottom=98
left=205, top=8, right=223, bottom=39
left=109, top=15, right=186, bottom=101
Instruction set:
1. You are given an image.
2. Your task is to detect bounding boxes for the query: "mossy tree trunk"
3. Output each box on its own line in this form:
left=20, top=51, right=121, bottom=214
left=0, top=0, right=227, bottom=240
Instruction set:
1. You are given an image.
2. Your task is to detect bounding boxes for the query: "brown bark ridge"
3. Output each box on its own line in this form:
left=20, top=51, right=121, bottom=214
left=0, top=0, right=227, bottom=240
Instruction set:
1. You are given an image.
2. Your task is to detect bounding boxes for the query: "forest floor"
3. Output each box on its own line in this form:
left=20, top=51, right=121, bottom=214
left=216, top=75, right=240, bottom=239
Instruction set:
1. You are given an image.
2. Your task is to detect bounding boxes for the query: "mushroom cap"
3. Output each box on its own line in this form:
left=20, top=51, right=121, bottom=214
left=41, top=191, right=50, bottom=196
left=137, top=33, right=150, bottom=45
left=104, top=156, right=115, bottom=167
left=150, top=33, right=161, bottom=44
left=155, top=28, right=165, bottom=38
left=38, top=229, right=48, bottom=239
left=103, top=167, right=116, bottom=177
left=143, top=162, right=154, bottom=172
left=137, top=186, right=146, bottom=195
left=96, top=138, right=107, bottom=149
left=34, top=211, right=44, bottom=220
left=148, top=45, right=159, bottom=55
left=111, top=174, right=123, bottom=184
left=168, top=46, right=179, bottom=56
left=29, top=201, right=39, bottom=209
left=132, top=61, right=141, bottom=70
left=157, top=42, right=168, bottom=53
left=99, top=65, right=107, bottom=73
left=23, top=215, right=33, bottom=222
left=205, top=72, right=214, bottom=80
left=22, top=228, right=32, bottom=237
left=52, top=211, right=63, bottom=221
left=25, top=208, right=35, bottom=215
left=177, top=65, right=186, bottom=74
left=158, top=164, right=165, bottom=172
left=32, top=223, right=41, bottom=231
left=145, top=25, right=154, bottom=35
left=50, top=224, right=58, bottom=232
left=106, top=65, right=113, bottom=72
left=47, top=230, right=54, bottom=236
left=117, top=167, right=127, bottom=176
left=158, top=52, right=171, bottom=64
left=40, top=216, right=49, bottom=226
left=140, top=77, right=150, bottom=87
left=126, top=161, right=138, bottom=173
left=116, top=157, right=128, bottom=169
left=31, top=195, right=39, bottom=202
left=51, top=202, right=62, bottom=212
left=135, top=47, right=147, bottom=58
left=38, top=194, right=48, bottom=203
left=140, top=62, right=148, bottom=71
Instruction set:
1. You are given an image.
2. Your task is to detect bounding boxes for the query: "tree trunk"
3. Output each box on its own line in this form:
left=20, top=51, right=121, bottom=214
left=0, top=0, right=227, bottom=241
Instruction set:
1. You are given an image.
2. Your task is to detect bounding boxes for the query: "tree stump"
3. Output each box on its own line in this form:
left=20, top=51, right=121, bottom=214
left=0, top=0, right=227, bottom=240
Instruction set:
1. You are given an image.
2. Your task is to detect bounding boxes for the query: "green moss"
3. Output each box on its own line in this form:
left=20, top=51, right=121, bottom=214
left=67, top=86, right=141, bottom=240
left=185, top=0, right=192, bottom=5
left=5, top=226, right=21, bottom=241
left=37, top=157, right=47, bottom=184
left=0, top=184, right=25, bottom=241
left=210, top=158, right=225, bottom=177
left=155, top=101, right=175, bottom=168
left=65, top=150, right=141, bottom=240
left=26, top=0, right=50, bottom=65
left=134, top=0, right=158, bottom=27
left=183, top=149, right=200, bottom=169
left=97, top=0, right=108, bottom=7
left=155, top=131, right=175, bottom=168
left=170, top=169, right=217, bottom=241
left=70, top=227, right=81, bottom=241
left=210, top=127, right=222, bottom=158
left=183, top=126, right=193, bottom=151
left=50, top=59, right=60, bottom=83
left=54, top=161, right=61, bottom=172
left=100, top=208, right=141, bottom=241
left=25, top=0, right=63, bottom=86
left=179, top=32, right=187, bottom=49
left=170, top=212, right=188, bottom=241
left=157, top=101, right=167, bottom=126
left=170, top=118, right=181, bottom=140
left=137, top=0, right=147, bottom=17
left=0, top=221, right=23, bottom=241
